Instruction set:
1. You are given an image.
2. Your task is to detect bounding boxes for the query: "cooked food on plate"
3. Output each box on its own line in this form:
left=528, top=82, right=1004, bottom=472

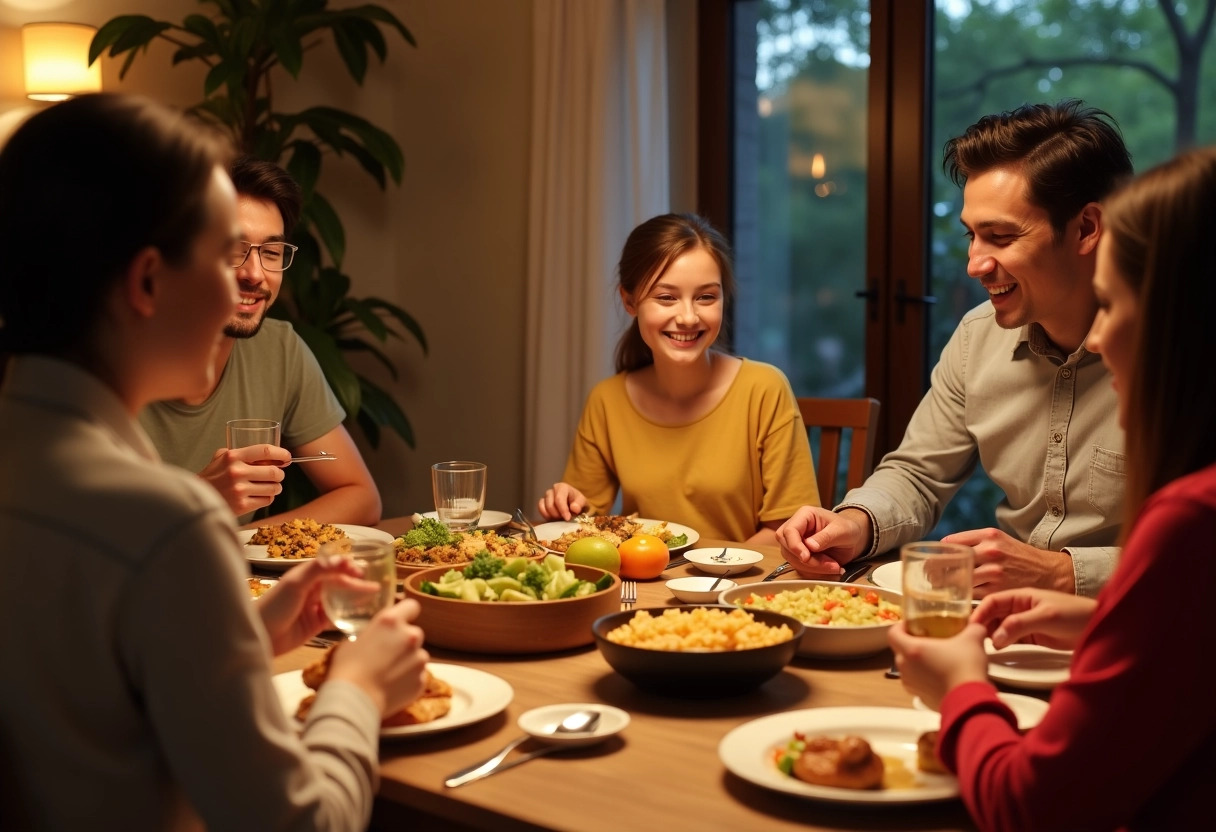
left=733, top=585, right=901, bottom=627
left=247, top=518, right=347, bottom=559
left=247, top=577, right=274, bottom=599
left=542, top=514, right=688, bottom=552
left=773, top=734, right=884, bottom=789
left=917, top=730, right=948, bottom=774
left=395, top=517, right=538, bottom=567
left=297, top=645, right=453, bottom=727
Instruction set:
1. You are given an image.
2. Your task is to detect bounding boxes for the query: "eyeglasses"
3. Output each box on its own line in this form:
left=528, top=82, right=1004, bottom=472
left=231, top=241, right=298, bottom=271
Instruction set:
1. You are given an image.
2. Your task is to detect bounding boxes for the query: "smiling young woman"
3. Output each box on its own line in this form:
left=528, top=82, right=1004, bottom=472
left=537, top=213, right=820, bottom=545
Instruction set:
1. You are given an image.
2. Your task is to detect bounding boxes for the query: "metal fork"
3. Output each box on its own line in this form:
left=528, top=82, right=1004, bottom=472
left=512, top=508, right=539, bottom=542
left=620, top=580, right=637, bottom=610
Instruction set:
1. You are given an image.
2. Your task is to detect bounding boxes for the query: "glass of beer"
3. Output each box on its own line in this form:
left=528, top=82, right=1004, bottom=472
left=901, top=541, right=974, bottom=638
left=319, top=539, right=396, bottom=640
left=225, top=418, right=281, bottom=465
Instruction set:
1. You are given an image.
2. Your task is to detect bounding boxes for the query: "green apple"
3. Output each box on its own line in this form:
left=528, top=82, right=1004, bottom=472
left=564, top=536, right=621, bottom=574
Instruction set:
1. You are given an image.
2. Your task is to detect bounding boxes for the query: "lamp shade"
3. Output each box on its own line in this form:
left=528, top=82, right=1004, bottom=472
left=22, top=23, right=102, bottom=102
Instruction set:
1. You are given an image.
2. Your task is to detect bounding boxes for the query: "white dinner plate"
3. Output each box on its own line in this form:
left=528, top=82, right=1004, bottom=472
left=273, top=663, right=513, bottom=739
left=912, top=692, right=1049, bottom=730
left=532, top=517, right=699, bottom=554
left=241, top=524, right=396, bottom=572
left=719, top=707, right=958, bottom=804
left=419, top=510, right=512, bottom=531
left=984, top=639, right=1071, bottom=691
left=869, top=561, right=902, bottom=592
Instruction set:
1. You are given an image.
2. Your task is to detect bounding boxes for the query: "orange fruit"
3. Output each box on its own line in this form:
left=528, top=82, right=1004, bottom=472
left=617, top=534, right=669, bottom=580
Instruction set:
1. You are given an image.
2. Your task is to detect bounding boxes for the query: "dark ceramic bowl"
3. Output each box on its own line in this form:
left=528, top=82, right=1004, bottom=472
left=591, top=606, right=805, bottom=697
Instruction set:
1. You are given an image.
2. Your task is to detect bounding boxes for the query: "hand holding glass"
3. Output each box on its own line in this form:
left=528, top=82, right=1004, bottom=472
left=319, top=540, right=396, bottom=640
left=431, top=461, right=487, bottom=531
left=225, top=418, right=281, bottom=465
left=901, top=541, right=974, bottom=638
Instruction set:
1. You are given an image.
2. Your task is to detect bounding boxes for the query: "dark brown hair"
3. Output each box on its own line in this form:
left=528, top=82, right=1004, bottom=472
left=0, top=94, right=230, bottom=355
left=229, top=155, right=303, bottom=236
left=614, top=213, right=735, bottom=373
left=1101, top=147, right=1216, bottom=539
left=944, top=100, right=1133, bottom=239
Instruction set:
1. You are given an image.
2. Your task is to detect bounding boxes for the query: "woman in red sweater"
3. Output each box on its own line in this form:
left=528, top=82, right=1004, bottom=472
left=888, top=147, right=1216, bottom=831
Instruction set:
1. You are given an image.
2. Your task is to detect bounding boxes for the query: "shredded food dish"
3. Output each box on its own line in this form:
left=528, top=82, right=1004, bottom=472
left=247, top=518, right=347, bottom=559
left=395, top=530, right=540, bottom=567
left=605, top=607, right=794, bottom=651
left=542, top=514, right=678, bottom=552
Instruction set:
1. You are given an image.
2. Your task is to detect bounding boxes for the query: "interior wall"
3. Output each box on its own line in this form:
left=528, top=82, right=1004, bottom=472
left=0, top=0, right=697, bottom=521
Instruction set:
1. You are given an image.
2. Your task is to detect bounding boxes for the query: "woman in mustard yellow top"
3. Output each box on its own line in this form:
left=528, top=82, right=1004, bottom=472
left=537, top=213, right=820, bottom=544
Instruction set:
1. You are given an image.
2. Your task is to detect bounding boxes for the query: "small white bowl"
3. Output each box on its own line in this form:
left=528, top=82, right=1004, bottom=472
left=683, top=547, right=764, bottom=576
left=516, top=703, right=630, bottom=747
left=666, top=576, right=737, bottom=603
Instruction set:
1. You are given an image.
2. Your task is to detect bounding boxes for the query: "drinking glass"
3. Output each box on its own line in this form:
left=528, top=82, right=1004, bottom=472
left=319, top=539, right=396, bottom=640
left=901, top=541, right=974, bottom=638
left=431, top=461, right=487, bottom=531
left=225, top=418, right=281, bottom=465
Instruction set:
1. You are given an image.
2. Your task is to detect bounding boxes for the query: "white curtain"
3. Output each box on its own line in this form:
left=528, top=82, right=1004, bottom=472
left=523, top=0, right=671, bottom=508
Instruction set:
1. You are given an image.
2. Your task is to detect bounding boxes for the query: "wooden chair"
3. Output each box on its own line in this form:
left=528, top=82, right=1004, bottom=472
left=797, top=397, right=882, bottom=506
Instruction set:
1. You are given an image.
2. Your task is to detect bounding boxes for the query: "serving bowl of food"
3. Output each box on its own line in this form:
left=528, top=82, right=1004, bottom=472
left=401, top=553, right=620, bottom=654
left=591, top=606, right=804, bottom=696
left=717, top=580, right=903, bottom=659
left=394, top=516, right=544, bottom=577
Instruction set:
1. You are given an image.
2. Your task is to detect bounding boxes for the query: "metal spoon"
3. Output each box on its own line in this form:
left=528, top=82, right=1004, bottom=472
left=286, top=453, right=338, bottom=463
left=444, top=709, right=601, bottom=788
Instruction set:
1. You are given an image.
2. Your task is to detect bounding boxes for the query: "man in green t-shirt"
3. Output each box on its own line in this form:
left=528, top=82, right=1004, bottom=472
left=140, top=158, right=381, bottom=526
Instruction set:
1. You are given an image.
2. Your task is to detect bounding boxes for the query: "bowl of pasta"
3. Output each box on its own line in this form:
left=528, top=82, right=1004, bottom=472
left=591, top=606, right=804, bottom=696
left=717, top=580, right=903, bottom=659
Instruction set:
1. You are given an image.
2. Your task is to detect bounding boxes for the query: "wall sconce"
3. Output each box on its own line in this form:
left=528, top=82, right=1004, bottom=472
left=22, top=23, right=102, bottom=102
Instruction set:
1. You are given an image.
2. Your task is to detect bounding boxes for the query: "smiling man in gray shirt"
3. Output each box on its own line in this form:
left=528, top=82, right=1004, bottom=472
left=777, top=100, right=1132, bottom=598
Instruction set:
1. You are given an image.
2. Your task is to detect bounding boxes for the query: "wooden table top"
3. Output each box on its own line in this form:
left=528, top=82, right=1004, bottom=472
left=272, top=519, right=980, bottom=831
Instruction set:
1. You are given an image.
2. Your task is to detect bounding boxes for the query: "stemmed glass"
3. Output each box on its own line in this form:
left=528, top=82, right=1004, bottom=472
left=319, top=540, right=396, bottom=640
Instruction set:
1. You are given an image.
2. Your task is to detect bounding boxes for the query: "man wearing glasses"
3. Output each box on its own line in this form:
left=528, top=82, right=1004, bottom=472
left=140, top=157, right=381, bottom=526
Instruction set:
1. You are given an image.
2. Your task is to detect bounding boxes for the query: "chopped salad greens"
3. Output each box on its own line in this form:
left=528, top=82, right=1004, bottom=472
left=419, top=553, right=613, bottom=602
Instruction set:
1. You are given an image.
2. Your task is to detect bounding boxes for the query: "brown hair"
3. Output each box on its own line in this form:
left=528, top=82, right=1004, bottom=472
left=944, top=100, right=1133, bottom=239
left=1101, top=147, right=1216, bottom=539
left=0, top=94, right=230, bottom=355
left=613, top=213, right=735, bottom=373
left=229, top=155, right=303, bottom=236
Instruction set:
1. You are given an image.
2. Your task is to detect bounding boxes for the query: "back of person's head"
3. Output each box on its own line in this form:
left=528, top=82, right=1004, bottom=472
left=0, top=93, right=229, bottom=356
left=229, top=156, right=303, bottom=236
left=944, top=100, right=1133, bottom=238
left=1102, top=146, right=1216, bottom=524
left=614, top=213, right=735, bottom=373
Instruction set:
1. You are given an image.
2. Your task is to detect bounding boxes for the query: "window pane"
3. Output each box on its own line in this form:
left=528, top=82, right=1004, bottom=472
left=734, top=1, right=870, bottom=399
left=929, top=0, right=1216, bottom=535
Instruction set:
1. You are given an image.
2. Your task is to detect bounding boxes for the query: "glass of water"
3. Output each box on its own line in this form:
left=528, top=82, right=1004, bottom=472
left=225, top=418, right=281, bottom=465
left=431, top=461, right=487, bottom=531
left=319, top=539, right=396, bottom=640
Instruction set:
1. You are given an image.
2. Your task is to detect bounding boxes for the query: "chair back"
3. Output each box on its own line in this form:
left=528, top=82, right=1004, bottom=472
left=797, top=397, right=881, bottom=506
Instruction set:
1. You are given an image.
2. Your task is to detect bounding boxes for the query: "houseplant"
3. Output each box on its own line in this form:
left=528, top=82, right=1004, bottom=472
left=90, top=0, right=426, bottom=469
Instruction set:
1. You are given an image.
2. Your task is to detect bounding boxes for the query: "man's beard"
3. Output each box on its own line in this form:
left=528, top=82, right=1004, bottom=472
left=224, top=307, right=268, bottom=339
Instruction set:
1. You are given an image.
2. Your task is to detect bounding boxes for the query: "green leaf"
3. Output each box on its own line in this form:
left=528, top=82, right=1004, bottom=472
left=269, top=28, right=304, bottom=78
left=315, top=266, right=352, bottom=321
left=89, top=16, right=165, bottom=64
left=340, top=297, right=389, bottom=340
left=285, top=141, right=322, bottom=201
left=342, top=4, right=417, bottom=47
left=303, top=191, right=346, bottom=267
left=361, top=297, right=429, bottom=353
left=332, top=21, right=370, bottom=83
left=336, top=336, right=397, bottom=378
left=298, top=107, right=404, bottom=184
left=358, top=376, right=415, bottom=448
left=182, top=14, right=221, bottom=46
left=292, top=321, right=362, bottom=414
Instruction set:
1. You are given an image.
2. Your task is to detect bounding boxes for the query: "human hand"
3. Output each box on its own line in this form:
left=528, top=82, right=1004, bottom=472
left=888, top=620, right=989, bottom=710
left=328, top=599, right=430, bottom=717
left=199, top=445, right=291, bottom=516
left=971, top=588, right=1097, bottom=651
left=537, top=482, right=587, bottom=521
left=942, top=528, right=1076, bottom=597
left=774, top=507, right=870, bottom=577
left=256, top=556, right=365, bottom=656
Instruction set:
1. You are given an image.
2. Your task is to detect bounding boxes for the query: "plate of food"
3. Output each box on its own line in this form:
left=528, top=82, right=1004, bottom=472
left=533, top=515, right=698, bottom=555
left=718, top=707, right=958, bottom=804
left=418, top=510, right=512, bottom=531
left=984, top=639, right=1071, bottom=690
left=272, top=657, right=513, bottom=739
left=912, top=692, right=1049, bottom=730
left=394, top=516, right=545, bottom=575
left=247, top=577, right=277, bottom=599
left=240, top=520, right=395, bottom=572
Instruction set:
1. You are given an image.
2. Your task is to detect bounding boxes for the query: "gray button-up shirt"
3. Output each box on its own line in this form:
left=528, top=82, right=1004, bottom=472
left=840, top=303, right=1124, bottom=597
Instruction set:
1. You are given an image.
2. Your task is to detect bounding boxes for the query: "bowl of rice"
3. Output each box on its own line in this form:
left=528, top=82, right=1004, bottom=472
left=591, top=606, right=804, bottom=697
left=717, top=580, right=903, bottom=659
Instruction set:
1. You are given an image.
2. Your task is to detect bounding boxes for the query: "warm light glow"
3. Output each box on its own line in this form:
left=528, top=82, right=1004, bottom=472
left=22, top=22, right=101, bottom=102
left=811, top=152, right=826, bottom=179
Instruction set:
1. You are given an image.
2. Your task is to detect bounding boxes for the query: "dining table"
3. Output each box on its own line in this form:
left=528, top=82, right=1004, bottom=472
left=269, top=517, right=998, bottom=832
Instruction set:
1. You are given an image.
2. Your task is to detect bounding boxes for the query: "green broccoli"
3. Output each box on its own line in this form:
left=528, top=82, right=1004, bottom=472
left=399, top=517, right=454, bottom=548
left=462, top=550, right=506, bottom=580
left=519, top=562, right=549, bottom=597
